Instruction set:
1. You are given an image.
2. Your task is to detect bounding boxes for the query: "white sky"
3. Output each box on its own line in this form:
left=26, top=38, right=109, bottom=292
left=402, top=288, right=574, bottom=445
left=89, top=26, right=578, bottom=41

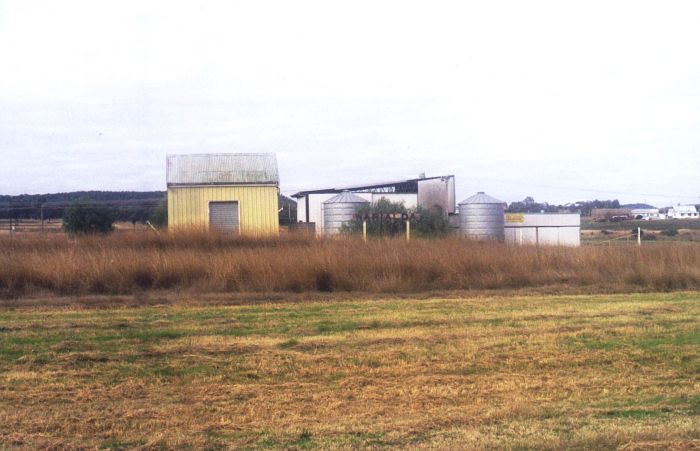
left=0, top=0, right=698, bottom=207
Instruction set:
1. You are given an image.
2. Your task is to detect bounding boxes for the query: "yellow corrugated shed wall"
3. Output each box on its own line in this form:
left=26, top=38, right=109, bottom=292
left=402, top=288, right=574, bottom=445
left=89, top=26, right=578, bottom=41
left=167, top=185, right=279, bottom=235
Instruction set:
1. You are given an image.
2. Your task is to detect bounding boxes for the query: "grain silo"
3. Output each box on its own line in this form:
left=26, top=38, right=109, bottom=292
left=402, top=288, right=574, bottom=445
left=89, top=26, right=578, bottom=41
left=459, top=192, right=505, bottom=241
left=322, top=191, right=369, bottom=235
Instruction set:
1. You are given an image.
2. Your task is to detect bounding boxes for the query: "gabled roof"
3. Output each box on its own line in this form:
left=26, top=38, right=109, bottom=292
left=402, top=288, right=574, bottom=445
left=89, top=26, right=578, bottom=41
left=167, top=153, right=279, bottom=186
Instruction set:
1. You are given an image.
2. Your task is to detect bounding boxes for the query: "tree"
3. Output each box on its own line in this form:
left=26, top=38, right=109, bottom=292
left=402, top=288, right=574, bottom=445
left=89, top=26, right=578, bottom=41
left=62, top=200, right=115, bottom=235
left=342, top=199, right=451, bottom=238
left=149, top=198, right=168, bottom=229
left=412, top=206, right=451, bottom=238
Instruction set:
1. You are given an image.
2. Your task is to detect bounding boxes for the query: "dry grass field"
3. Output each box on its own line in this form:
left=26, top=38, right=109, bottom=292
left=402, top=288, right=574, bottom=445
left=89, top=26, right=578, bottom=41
left=1, top=291, right=699, bottom=449
left=1, top=232, right=699, bottom=298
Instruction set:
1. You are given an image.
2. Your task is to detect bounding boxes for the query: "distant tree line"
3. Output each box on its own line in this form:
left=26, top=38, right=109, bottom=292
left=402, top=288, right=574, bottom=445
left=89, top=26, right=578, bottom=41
left=0, top=191, right=166, bottom=221
left=0, top=190, right=298, bottom=226
left=506, top=197, right=621, bottom=216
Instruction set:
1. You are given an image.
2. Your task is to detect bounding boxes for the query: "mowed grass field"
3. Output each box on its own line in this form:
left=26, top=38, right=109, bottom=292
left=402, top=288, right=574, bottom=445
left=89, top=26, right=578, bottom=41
left=1, top=292, right=698, bottom=449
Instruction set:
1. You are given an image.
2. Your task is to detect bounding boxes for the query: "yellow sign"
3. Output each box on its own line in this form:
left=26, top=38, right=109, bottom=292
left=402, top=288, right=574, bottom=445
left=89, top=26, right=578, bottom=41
left=505, top=213, right=525, bottom=223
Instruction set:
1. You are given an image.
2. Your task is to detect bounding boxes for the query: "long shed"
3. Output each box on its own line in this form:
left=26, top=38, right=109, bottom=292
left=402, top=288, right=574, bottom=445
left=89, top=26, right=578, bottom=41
left=292, top=175, right=455, bottom=234
left=166, top=153, right=279, bottom=235
left=504, top=213, right=580, bottom=246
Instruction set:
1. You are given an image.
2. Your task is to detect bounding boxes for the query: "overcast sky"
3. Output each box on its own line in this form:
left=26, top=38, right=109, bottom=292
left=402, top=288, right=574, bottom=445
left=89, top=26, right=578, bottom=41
left=1, top=1, right=698, bottom=206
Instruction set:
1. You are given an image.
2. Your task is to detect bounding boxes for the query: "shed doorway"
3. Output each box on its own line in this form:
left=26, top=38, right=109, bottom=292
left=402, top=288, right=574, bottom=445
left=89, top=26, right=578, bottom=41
left=209, top=201, right=240, bottom=234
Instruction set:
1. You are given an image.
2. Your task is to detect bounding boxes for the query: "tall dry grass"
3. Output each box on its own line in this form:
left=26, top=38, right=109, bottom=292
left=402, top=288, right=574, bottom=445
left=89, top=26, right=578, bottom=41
left=0, top=231, right=699, bottom=297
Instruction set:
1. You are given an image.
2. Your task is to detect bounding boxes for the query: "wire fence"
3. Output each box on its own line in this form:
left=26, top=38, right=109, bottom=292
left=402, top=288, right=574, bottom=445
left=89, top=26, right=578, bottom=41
left=0, top=202, right=163, bottom=235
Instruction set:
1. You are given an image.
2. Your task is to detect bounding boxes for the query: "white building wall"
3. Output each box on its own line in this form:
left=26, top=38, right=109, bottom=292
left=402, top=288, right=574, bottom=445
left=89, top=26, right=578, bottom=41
left=504, top=213, right=581, bottom=247
left=417, top=177, right=455, bottom=214
left=297, top=198, right=306, bottom=226
left=309, top=194, right=338, bottom=232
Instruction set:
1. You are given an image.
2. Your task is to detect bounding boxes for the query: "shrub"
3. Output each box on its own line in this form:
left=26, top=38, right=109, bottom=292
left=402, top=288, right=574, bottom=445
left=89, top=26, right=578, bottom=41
left=661, top=228, right=679, bottom=237
left=62, top=201, right=115, bottom=235
left=413, top=206, right=452, bottom=238
left=343, top=199, right=452, bottom=238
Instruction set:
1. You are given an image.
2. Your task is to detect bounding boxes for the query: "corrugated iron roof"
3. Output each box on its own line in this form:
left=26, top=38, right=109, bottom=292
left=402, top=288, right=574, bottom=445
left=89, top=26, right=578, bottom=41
left=459, top=191, right=505, bottom=205
left=323, top=191, right=370, bottom=204
left=291, top=175, right=454, bottom=198
left=167, top=153, right=279, bottom=186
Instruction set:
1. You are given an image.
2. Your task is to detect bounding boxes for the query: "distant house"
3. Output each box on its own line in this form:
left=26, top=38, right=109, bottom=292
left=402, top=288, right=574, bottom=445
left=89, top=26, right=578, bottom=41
left=667, top=205, right=699, bottom=219
left=166, top=153, right=280, bottom=235
left=631, top=208, right=662, bottom=220
left=591, top=208, right=632, bottom=222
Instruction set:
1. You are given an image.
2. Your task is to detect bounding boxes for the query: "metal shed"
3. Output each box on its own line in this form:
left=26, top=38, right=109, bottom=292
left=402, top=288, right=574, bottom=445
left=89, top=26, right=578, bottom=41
left=166, top=153, right=279, bottom=235
left=292, top=174, right=455, bottom=234
left=504, top=213, right=581, bottom=246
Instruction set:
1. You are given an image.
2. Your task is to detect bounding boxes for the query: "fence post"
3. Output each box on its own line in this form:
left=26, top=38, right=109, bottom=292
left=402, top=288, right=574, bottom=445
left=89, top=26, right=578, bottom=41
left=406, top=220, right=410, bottom=242
left=362, top=220, right=367, bottom=243
left=637, top=227, right=641, bottom=246
left=40, top=204, right=44, bottom=233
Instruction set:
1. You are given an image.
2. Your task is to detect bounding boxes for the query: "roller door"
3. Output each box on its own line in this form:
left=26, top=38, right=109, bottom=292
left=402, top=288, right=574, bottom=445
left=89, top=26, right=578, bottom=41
left=209, top=201, right=240, bottom=234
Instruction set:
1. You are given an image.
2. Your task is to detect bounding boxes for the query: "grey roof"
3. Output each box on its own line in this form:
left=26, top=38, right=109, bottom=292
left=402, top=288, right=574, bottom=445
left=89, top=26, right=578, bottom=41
left=323, top=191, right=370, bottom=204
left=167, top=153, right=279, bottom=186
left=291, top=175, right=454, bottom=197
left=459, top=191, right=505, bottom=205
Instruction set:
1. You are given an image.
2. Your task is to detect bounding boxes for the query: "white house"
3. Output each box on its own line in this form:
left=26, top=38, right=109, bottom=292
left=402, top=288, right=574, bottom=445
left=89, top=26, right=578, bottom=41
left=667, top=205, right=699, bottom=219
left=631, top=208, right=663, bottom=220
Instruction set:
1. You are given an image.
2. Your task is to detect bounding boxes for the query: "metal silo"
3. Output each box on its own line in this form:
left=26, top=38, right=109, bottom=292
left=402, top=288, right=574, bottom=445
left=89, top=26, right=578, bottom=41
left=459, top=192, right=506, bottom=241
left=323, top=191, right=369, bottom=235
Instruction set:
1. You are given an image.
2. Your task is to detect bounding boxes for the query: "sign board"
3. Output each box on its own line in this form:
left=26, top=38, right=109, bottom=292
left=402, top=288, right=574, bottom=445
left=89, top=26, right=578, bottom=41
left=505, top=213, right=525, bottom=223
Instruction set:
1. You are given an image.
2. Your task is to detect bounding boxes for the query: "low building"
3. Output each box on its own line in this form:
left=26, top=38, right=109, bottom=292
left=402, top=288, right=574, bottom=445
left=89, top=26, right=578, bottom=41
left=292, top=175, right=455, bottom=233
left=667, top=205, right=699, bottom=219
left=631, top=208, right=663, bottom=220
left=591, top=208, right=632, bottom=222
left=166, top=153, right=279, bottom=235
left=504, top=213, right=581, bottom=246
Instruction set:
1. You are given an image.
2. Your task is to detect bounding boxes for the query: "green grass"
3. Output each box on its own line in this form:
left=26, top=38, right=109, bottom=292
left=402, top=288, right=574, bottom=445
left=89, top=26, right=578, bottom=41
left=1, top=292, right=699, bottom=449
left=582, top=218, right=700, bottom=231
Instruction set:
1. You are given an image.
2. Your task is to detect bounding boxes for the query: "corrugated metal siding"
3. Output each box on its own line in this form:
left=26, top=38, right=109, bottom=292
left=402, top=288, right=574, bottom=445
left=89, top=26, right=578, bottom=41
left=168, top=186, right=279, bottom=235
left=209, top=201, right=240, bottom=234
left=166, top=153, right=279, bottom=185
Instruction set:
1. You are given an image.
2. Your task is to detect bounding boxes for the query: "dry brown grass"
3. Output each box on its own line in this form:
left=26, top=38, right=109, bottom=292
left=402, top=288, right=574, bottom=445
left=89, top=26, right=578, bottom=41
left=1, top=231, right=699, bottom=298
left=1, top=292, right=698, bottom=448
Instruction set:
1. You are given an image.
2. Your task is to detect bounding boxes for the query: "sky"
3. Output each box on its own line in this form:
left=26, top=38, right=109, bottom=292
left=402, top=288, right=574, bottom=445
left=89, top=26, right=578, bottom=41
left=0, top=1, right=699, bottom=207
